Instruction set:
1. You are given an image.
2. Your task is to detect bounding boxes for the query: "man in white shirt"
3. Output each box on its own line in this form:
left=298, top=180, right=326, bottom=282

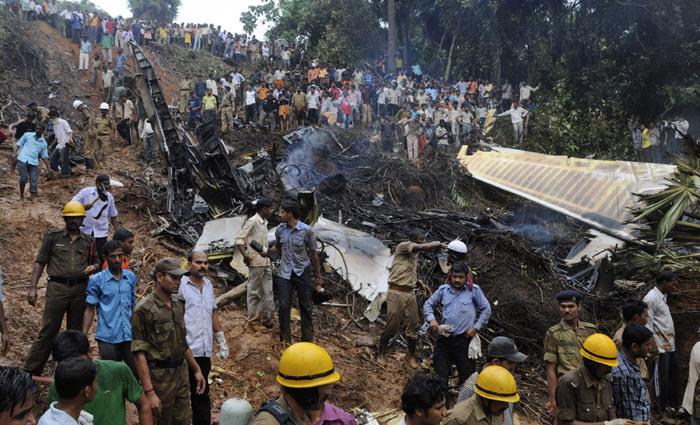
left=643, top=271, right=681, bottom=414
left=235, top=199, right=275, bottom=329
left=205, top=73, right=218, bottom=97
left=177, top=251, right=229, bottom=425
left=682, top=328, right=700, bottom=424
left=141, top=118, right=156, bottom=163
left=307, top=86, right=320, bottom=125
left=671, top=116, right=689, bottom=156
left=48, top=110, right=73, bottom=178
left=497, top=100, right=529, bottom=143
left=519, top=81, right=540, bottom=103
left=72, top=174, right=119, bottom=263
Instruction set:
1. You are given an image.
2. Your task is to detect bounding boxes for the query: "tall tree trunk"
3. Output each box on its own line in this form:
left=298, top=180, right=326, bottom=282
left=387, top=0, right=396, bottom=74
left=444, top=29, right=458, bottom=80
left=401, top=14, right=409, bottom=68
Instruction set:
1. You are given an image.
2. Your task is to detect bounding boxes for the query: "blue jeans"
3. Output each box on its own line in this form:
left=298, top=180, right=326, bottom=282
left=17, top=160, right=39, bottom=193
left=194, top=36, right=201, bottom=50
left=50, top=147, right=71, bottom=177
left=341, top=113, right=351, bottom=130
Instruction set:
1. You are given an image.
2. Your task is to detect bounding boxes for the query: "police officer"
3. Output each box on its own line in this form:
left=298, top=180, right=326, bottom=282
left=93, top=103, right=116, bottom=169
left=555, top=334, right=631, bottom=425
left=131, top=258, right=205, bottom=425
left=249, top=342, right=342, bottom=425
left=219, top=86, right=234, bottom=132
left=443, top=365, right=520, bottom=425
left=73, top=100, right=96, bottom=170
left=179, top=74, right=194, bottom=114
left=22, top=202, right=100, bottom=376
left=544, top=290, right=596, bottom=423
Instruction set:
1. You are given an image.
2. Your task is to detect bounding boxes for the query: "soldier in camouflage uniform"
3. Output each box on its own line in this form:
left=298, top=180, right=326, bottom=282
left=74, top=101, right=96, bottom=170
left=543, top=290, right=596, bottom=423
left=131, top=258, right=206, bottom=425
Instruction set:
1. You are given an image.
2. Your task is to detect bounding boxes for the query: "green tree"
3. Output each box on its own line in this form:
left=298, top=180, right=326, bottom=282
left=128, top=0, right=180, bottom=21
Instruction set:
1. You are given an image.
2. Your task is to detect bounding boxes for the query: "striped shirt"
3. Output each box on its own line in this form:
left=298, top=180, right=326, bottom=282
left=611, top=352, right=650, bottom=421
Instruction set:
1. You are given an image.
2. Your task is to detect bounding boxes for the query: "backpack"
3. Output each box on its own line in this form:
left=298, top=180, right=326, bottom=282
left=254, top=399, right=298, bottom=425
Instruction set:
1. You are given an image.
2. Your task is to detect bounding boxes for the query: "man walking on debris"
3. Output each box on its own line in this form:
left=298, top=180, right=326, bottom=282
left=93, top=103, right=117, bottom=169
left=611, top=323, right=654, bottom=422
left=177, top=251, right=229, bottom=425
left=396, top=375, right=447, bottom=425
left=72, top=174, right=119, bottom=264
left=179, top=74, right=194, bottom=115
left=644, top=271, right=681, bottom=415
left=544, top=290, right=596, bottom=423
left=424, top=261, right=491, bottom=387
left=249, top=343, right=344, bottom=425
left=443, top=366, right=520, bottom=425
left=555, top=334, right=624, bottom=425
left=47, top=110, right=74, bottom=179
left=270, top=201, right=323, bottom=345
left=377, top=229, right=447, bottom=368
left=235, top=198, right=276, bottom=330
left=456, top=337, right=527, bottom=425
left=131, top=258, right=206, bottom=425
left=497, top=101, right=528, bottom=143
left=13, top=122, right=52, bottom=203
left=22, top=202, right=100, bottom=376
left=102, top=228, right=134, bottom=270
left=219, top=86, right=234, bottom=133
left=73, top=100, right=96, bottom=170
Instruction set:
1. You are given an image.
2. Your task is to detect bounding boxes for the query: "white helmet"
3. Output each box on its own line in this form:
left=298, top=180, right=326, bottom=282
left=99, top=103, right=110, bottom=110
left=73, top=100, right=84, bottom=110
left=447, top=240, right=467, bottom=254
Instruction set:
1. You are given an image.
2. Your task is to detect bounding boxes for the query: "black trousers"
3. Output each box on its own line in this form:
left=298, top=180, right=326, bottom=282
left=433, top=335, right=475, bottom=387
left=92, top=234, right=107, bottom=265
left=188, top=356, right=211, bottom=425
left=277, top=267, right=313, bottom=344
left=117, top=119, right=132, bottom=145
left=245, top=104, right=256, bottom=124
left=97, top=340, right=138, bottom=378
left=650, top=351, right=681, bottom=411
left=308, top=108, right=319, bottom=125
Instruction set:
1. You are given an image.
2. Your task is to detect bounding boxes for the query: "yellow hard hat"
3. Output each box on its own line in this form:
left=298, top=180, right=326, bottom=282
left=580, top=333, right=619, bottom=367
left=63, top=201, right=86, bottom=217
left=276, top=343, right=340, bottom=388
left=475, top=365, right=520, bottom=403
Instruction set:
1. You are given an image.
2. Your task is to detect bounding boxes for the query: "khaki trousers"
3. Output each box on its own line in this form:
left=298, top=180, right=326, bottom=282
left=221, top=107, right=233, bottom=131
left=247, top=266, right=274, bottom=325
left=180, top=91, right=189, bottom=114
left=151, top=362, right=190, bottom=425
left=362, top=104, right=372, bottom=126
left=380, top=289, right=420, bottom=340
left=95, top=136, right=111, bottom=168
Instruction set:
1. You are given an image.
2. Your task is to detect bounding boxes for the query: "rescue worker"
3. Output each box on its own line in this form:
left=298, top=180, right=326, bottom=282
left=443, top=365, right=520, bottom=425
left=22, top=202, right=100, bottom=376
left=377, top=228, right=447, bottom=368
left=544, top=290, right=596, bottom=423
left=249, top=342, right=341, bottom=425
left=219, top=86, right=234, bottom=133
left=131, top=258, right=206, bottom=425
left=555, top=334, right=629, bottom=425
left=179, top=74, right=194, bottom=114
left=27, top=100, right=50, bottom=123
left=93, top=103, right=117, bottom=169
left=73, top=100, right=96, bottom=170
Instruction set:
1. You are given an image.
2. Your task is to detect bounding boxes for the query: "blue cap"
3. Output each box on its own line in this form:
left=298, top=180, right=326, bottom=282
left=556, top=290, right=583, bottom=304
left=27, top=101, right=37, bottom=107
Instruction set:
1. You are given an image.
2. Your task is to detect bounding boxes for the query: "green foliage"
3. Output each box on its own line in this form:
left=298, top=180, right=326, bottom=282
left=127, top=0, right=180, bottom=21
left=58, top=0, right=109, bottom=17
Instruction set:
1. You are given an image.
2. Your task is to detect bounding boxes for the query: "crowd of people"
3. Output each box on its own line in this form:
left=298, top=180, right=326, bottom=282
left=629, top=116, right=690, bottom=164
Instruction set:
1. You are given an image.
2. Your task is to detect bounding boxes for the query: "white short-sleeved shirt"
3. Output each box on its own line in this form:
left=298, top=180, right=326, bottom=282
left=643, top=286, right=675, bottom=352
left=177, top=276, right=217, bottom=358
left=71, top=186, right=118, bottom=238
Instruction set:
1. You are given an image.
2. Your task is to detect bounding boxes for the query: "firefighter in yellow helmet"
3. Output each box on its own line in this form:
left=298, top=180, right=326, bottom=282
left=22, top=201, right=100, bottom=376
left=443, top=365, right=520, bottom=425
left=250, top=343, right=354, bottom=425
left=555, top=333, right=634, bottom=425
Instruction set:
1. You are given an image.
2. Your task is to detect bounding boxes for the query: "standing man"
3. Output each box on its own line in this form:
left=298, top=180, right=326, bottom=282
left=73, top=100, right=96, bottom=170
left=270, top=201, right=323, bottom=345
left=93, top=103, right=117, bottom=169
left=79, top=35, right=91, bottom=73
left=291, top=86, right=307, bottom=129
left=117, top=94, right=134, bottom=145
left=179, top=74, right=194, bottom=115
left=611, top=323, right=654, bottom=422
left=379, top=114, right=399, bottom=153
left=177, top=251, right=229, bottom=425
left=671, top=116, right=690, bottom=156
left=47, top=110, right=73, bottom=179
left=101, top=29, right=114, bottom=64
left=544, top=290, right=597, bottom=423
left=131, top=258, right=206, bottom=425
left=82, top=240, right=138, bottom=376
left=235, top=199, right=275, bottom=329
left=219, top=86, right=234, bottom=133
left=13, top=122, right=52, bottom=203
left=22, top=202, right=100, bottom=376
left=72, top=174, right=119, bottom=264
left=101, top=66, right=114, bottom=103
left=396, top=375, right=447, bottom=425
left=555, top=334, right=623, bottom=425
left=443, top=366, right=520, bottom=425
left=377, top=229, right=446, bottom=368
left=0, top=367, right=38, bottom=425
left=644, top=271, right=681, bottom=414
left=424, top=261, right=491, bottom=387
left=497, top=101, right=528, bottom=143
left=612, top=299, right=656, bottom=380
left=201, top=88, right=217, bottom=123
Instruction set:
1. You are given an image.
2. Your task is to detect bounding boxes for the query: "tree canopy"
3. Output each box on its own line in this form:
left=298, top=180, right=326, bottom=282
left=127, top=0, right=180, bottom=22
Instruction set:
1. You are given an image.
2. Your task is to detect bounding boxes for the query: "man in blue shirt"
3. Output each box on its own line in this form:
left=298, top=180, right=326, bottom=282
left=13, top=122, right=52, bottom=203
left=270, top=200, right=323, bottom=345
left=187, top=91, right=203, bottom=129
left=82, top=240, right=138, bottom=377
left=611, top=322, right=653, bottom=422
left=194, top=75, right=207, bottom=99
left=424, top=261, right=491, bottom=386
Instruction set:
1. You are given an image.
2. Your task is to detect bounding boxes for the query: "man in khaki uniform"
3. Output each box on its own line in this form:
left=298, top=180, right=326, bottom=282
left=179, top=74, right=194, bottom=114
left=74, top=100, right=96, bottom=170
left=93, top=103, right=116, bottom=169
left=443, top=365, right=520, bottom=425
left=555, top=334, right=630, bottom=425
left=377, top=229, right=446, bottom=368
left=219, top=86, right=235, bottom=132
left=131, top=258, right=205, bottom=425
left=22, top=202, right=99, bottom=376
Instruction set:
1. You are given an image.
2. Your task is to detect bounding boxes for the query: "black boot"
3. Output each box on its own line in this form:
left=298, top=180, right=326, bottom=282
left=377, top=336, right=390, bottom=364
left=85, top=159, right=95, bottom=170
left=406, top=338, right=420, bottom=369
